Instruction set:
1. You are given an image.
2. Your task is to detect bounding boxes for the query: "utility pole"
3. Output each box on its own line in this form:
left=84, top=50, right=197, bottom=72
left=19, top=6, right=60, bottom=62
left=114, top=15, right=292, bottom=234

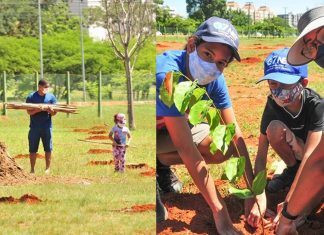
left=38, top=0, right=43, bottom=79
left=79, top=0, right=86, bottom=101
left=284, top=7, right=288, bottom=37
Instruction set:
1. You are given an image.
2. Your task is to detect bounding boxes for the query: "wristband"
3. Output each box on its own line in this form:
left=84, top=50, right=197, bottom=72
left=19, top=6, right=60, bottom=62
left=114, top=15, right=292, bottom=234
left=282, top=202, right=298, bottom=220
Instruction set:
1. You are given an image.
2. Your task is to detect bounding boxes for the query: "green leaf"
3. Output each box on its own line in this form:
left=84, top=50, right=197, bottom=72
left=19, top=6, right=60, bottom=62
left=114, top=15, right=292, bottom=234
left=174, top=81, right=196, bottom=113
left=188, top=100, right=212, bottom=125
left=209, top=142, right=217, bottom=155
left=224, top=157, right=246, bottom=183
left=159, top=71, right=181, bottom=107
left=188, top=87, right=206, bottom=109
left=252, top=170, right=267, bottom=195
left=206, top=108, right=220, bottom=132
left=225, top=123, right=236, bottom=146
left=210, top=124, right=226, bottom=154
left=229, top=186, right=254, bottom=199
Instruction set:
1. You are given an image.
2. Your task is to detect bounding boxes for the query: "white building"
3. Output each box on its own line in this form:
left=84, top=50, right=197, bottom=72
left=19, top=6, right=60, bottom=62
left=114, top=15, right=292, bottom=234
left=68, top=0, right=107, bottom=41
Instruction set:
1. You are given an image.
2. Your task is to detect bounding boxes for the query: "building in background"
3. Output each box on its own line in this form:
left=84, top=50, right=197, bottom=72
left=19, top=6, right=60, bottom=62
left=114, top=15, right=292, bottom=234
left=68, top=0, right=107, bottom=41
left=278, top=12, right=303, bottom=28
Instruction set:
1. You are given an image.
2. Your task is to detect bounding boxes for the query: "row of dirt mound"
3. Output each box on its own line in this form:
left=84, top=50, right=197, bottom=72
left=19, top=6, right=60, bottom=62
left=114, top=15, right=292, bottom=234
left=0, top=194, right=42, bottom=204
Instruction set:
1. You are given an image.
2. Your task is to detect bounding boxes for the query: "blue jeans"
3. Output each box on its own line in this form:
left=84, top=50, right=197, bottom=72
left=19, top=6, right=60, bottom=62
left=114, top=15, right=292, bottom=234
left=28, top=128, right=52, bottom=153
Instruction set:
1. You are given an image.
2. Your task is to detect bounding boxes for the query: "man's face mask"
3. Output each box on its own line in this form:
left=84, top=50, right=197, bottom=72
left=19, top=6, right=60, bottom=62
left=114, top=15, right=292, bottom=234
left=189, top=48, right=222, bottom=85
left=315, top=44, right=324, bottom=68
left=270, top=83, right=304, bottom=107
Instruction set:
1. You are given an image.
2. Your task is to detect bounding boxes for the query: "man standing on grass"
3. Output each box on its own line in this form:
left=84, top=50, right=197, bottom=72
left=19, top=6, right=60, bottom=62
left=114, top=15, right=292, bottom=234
left=26, top=79, right=57, bottom=175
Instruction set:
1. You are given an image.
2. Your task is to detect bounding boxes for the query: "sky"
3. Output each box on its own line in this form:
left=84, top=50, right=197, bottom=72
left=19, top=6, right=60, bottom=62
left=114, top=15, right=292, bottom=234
left=163, top=0, right=324, bottom=17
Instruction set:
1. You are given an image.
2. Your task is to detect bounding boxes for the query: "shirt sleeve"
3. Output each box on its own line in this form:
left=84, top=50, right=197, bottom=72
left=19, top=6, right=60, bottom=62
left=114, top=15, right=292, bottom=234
left=309, top=101, right=324, bottom=132
left=207, top=75, right=232, bottom=109
left=156, top=72, right=183, bottom=117
left=51, top=95, right=57, bottom=104
left=26, top=94, right=31, bottom=103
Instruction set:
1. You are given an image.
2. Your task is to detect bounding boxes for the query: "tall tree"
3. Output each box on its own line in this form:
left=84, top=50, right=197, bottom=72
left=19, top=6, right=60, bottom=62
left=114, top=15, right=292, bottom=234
left=186, top=0, right=226, bottom=21
left=101, top=0, right=154, bottom=129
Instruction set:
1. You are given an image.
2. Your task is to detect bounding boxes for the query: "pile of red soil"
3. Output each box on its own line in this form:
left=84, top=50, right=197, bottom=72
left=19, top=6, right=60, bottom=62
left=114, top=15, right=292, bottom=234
left=158, top=179, right=324, bottom=235
left=126, top=163, right=148, bottom=169
left=0, top=194, right=42, bottom=204
left=73, top=128, right=89, bottom=132
left=87, top=160, right=114, bottom=166
left=0, top=143, right=30, bottom=184
left=14, top=153, right=44, bottom=159
left=88, top=131, right=106, bottom=135
left=140, top=168, right=156, bottom=177
left=122, top=204, right=155, bottom=213
left=87, top=149, right=112, bottom=154
left=241, top=57, right=263, bottom=64
left=86, top=135, right=109, bottom=140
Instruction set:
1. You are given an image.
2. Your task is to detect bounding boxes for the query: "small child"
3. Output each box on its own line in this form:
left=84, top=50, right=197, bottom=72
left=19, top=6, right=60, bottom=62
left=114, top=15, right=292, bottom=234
left=108, top=113, right=131, bottom=173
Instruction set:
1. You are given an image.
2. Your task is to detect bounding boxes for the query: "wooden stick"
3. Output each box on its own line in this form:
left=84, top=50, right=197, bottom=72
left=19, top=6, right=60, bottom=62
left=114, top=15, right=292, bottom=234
left=5, top=102, right=78, bottom=114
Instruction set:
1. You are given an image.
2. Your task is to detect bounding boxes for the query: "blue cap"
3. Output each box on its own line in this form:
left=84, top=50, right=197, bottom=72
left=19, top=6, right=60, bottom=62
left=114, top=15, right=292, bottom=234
left=194, top=17, right=241, bottom=61
left=256, top=48, right=308, bottom=84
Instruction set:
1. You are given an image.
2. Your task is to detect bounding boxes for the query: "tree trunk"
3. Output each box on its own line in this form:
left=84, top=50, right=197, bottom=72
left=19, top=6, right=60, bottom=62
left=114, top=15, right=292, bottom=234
left=124, top=57, right=135, bottom=130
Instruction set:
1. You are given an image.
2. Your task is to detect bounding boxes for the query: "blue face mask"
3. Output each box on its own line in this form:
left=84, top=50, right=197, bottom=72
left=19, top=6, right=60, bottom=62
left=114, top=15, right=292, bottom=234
left=188, top=48, right=222, bottom=85
left=315, top=44, right=324, bottom=68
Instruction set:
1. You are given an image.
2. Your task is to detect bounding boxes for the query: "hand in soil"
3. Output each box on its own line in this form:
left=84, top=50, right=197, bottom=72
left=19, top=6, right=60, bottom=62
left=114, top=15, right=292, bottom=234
left=246, top=192, right=267, bottom=228
left=214, top=209, right=243, bottom=235
left=275, top=216, right=298, bottom=235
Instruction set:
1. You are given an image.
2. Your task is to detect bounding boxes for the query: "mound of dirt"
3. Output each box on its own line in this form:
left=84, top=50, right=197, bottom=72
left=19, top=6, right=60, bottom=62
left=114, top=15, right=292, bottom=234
left=241, top=57, right=263, bottom=64
left=73, top=128, right=89, bottom=132
left=140, top=168, right=156, bottom=177
left=87, top=149, right=112, bottom=154
left=88, top=131, right=106, bottom=134
left=0, top=194, right=42, bottom=204
left=122, top=204, right=155, bottom=213
left=126, top=163, right=148, bottom=169
left=87, top=160, right=114, bottom=166
left=14, top=153, right=44, bottom=159
left=0, top=143, right=30, bottom=184
left=86, top=135, right=109, bottom=140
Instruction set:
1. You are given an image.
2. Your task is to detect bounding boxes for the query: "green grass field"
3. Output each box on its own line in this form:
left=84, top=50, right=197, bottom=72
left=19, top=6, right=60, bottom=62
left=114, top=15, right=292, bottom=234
left=0, top=103, right=155, bottom=235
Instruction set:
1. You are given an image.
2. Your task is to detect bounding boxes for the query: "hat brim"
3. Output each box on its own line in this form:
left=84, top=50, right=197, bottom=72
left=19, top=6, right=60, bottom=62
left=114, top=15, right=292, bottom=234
left=201, top=36, right=241, bottom=62
left=287, top=17, right=324, bottom=65
left=256, top=73, right=301, bottom=84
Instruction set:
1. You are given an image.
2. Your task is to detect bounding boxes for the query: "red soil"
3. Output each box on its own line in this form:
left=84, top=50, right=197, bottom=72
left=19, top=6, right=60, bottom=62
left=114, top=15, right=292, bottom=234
left=87, top=160, right=114, bottom=166
left=157, top=180, right=324, bottom=235
left=73, top=129, right=89, bottom=132
left=241, top=57, right=263, bottom=64
left=156, top=42, right=186, bottom=53
left=87, top=149, right=112, bottom=154
left=88, top=131, right=106, bottom=134
left=123, top=204, right=155, bottom=213
left=14, top=153, right=44, bottom=159
left=126, top=163, right=149, bottom=169
left=140, top=168, right=156, bottom=177
left=86, top=135, right=109, bottom=140
left=91, top=125, right=107, bottom=130
left=0, top=194, right=42, bottom=204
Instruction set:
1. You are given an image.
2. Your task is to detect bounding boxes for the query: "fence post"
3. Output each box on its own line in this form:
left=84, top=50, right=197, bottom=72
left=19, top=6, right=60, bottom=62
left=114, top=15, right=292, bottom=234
left=2, top=71, right=7, bottom=116
left=98, top=70, right=102, bottom=118
left=35, top=72, right=39, bottom=90
left=66, top=71, right=71, bottom=118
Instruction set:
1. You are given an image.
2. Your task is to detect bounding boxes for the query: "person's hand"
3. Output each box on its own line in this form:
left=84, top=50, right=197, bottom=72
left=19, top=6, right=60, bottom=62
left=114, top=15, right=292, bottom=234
left=275, top=215, right=298, bottom=235
left=47, top=106, right=56, bottom=115
left=272, top=201, right=284, bottom=230
left=213, top=210, right=243, bottom=235
left=246, top=192, right=269, bottom=228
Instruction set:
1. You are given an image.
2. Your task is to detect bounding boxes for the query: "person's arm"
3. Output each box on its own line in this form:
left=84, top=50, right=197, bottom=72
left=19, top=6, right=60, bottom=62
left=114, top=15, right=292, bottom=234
left=108, top=131, right=115, bottom=145
left=27, top=108, right=42, bottom=116
left=285, top=130, right=322, bottom=206
left=164, top=116, right=241, bottom=234
left=47, top=106, right=57, bottom=116
left=247, top=134, right=269, bottom=227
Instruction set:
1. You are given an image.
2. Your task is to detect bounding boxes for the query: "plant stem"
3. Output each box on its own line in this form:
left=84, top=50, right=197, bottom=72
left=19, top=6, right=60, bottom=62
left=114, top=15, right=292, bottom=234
left=255, top=198, right=265, bottom=235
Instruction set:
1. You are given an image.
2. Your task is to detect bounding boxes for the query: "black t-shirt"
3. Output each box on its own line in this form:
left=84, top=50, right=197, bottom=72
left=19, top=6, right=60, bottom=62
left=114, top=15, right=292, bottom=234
left=260, top=88, right=324, bottom=142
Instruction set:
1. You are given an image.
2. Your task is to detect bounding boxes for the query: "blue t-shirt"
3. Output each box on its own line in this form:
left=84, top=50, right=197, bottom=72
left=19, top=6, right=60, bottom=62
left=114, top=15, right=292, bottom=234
left=110, top=125, right=130, bottom=145
left=156, top=50, right=232, bottom=117
left=26, top=92, right=57, bottom=128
